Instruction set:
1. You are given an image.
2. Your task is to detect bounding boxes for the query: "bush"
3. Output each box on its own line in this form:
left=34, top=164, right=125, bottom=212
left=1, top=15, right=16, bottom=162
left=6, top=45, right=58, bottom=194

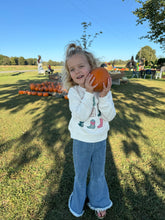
left=157, top=58, right=165, bottom=67
left=144, top=66, right=151, bottom=69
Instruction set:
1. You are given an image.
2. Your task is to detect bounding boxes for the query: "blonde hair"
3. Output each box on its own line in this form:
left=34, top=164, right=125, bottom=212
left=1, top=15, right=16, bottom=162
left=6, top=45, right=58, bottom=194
left=62, top=43, right=98, bottom=90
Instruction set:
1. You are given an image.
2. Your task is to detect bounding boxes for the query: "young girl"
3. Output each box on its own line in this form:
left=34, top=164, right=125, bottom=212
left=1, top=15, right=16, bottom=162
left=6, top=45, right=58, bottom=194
left=63, top=43, right=116, bottom=219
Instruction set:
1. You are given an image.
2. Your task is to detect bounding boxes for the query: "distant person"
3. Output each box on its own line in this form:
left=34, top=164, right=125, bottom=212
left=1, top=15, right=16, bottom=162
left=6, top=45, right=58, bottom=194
left=47, top=64, right=54, bottom=74
left=37, top=55, right=42, bottom=67
left=37, top=55, right=44, bottom=74
left=63, top=43, right=116, bottom=219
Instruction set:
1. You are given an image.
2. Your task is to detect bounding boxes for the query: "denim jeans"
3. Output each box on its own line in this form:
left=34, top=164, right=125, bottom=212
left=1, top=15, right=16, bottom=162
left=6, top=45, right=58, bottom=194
left=68, top=139, right=113, bottom=217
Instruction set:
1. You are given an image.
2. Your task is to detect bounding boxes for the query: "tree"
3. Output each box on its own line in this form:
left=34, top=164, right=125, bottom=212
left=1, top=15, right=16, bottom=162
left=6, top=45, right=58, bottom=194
left=47, top=60, right=55, bottom=66
left=135, top=46, right=157, bottom=63
left=122, top=0, right=165, bottom=51
left=77, top=22, right=103, bottom=49
left=26, top=58, right=36, bottom=65
left=0, top=55, right=11, bottom=65
left=0, top=54, right=63, bottom=66
left=0, top=55, right=4, bottom=65
left=18, top=56, right=25, bottom=65
left=1, top=56, right=11, bottom=65
left=157, top=58, right=165, bottom=67
left=10, top=57, right=18, bottom=65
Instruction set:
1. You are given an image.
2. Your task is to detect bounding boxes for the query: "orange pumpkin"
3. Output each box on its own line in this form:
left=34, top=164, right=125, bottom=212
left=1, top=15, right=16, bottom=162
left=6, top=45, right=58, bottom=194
left=32, top=91, right=37, bottom=95
left=35, top=86, right=39, bottom=91
left=27, top=91, right=32, bottom=95
left=36, top=83, right=41, bottom=88
left=30, top=83, right=35, bottom=90
left=44, top=86, right=49, bottom=92
left=64, top=95, right=69, bottom=100
left=90, top=67, right=110, bottom=92
left=43, top=92, right=49, bottom=97
left=18, top=90, right=24, bottom=95
left=39, top=87, right=44, bottom=92
left=53, top=88, right=57, bottom=92
left=48, top=86, right=53, bottom=92
left=37, top=92, right=43, bottom=96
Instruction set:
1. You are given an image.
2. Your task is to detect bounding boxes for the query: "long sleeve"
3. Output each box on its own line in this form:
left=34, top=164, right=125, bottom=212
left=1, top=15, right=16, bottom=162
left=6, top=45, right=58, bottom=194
left=68, top=87, right=94, bottom=122
left=98, top=91, right=116, bottom=122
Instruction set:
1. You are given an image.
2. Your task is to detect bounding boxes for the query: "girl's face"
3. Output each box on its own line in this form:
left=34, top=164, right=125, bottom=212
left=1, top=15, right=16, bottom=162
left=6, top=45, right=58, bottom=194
left=67, top=54, right=91, bottom=87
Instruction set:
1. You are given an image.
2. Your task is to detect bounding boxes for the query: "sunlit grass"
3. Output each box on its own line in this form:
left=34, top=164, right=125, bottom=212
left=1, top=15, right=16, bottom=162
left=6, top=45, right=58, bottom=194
left=0, top=71, right=165, bottom=219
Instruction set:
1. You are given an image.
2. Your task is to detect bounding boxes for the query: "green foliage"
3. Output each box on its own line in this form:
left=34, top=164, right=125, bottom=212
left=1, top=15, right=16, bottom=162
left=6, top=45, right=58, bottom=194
left=47, top=59, right=54, bottom=66
left=0, top=54, right=63, bottom=66
left=158, top=58, right=165, bottom=66
left=123, top=0, right=165, bottom=51
left=108, top=59, right=129, bottom=65
left=78, top=22, right=103, bottom=49
left=26, top=58, right=37, bottom=65
left=18, top=56, right=26, bottom=65
left=136, top=45, right=157, bottom=63
left=46, top=60, right=64, bottom=66
left=0, top=54, right=11, bottom=65
left=157, top=58, right=165, bottom=67
left=10, top=57, right=19, bottom=65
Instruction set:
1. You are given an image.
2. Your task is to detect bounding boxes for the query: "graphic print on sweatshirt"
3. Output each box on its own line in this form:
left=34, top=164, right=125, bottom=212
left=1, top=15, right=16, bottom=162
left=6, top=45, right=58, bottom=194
left=78, top=97, right=103, bottom=129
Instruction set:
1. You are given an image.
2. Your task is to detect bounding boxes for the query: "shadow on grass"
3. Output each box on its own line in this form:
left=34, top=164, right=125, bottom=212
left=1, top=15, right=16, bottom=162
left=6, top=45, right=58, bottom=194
left=0, top=78, right=165, bottom=219
left=7, top=145, right=41, bottom=177
left=11, top=72, right=25, bottom=76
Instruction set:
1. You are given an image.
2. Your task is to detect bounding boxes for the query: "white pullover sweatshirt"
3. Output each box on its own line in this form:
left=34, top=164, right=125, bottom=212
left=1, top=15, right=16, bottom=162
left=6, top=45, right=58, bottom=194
left=68, top=86, right=116, bottom=143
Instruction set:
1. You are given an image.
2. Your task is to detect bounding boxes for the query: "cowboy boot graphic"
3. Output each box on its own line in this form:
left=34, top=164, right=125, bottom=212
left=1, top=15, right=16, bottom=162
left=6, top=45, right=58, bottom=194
left=97, top=118, right=103, bottom=128
left=78, top=121, right=84, bottom=127
left=87, top=119, right=95, bottom=129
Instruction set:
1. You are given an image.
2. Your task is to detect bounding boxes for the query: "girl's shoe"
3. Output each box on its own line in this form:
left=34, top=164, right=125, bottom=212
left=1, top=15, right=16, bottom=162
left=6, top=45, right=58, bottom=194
left=95, top=210, right=106, bottom=219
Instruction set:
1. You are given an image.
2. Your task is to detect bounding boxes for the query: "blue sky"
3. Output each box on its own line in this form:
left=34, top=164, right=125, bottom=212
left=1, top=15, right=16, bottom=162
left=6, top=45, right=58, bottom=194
left=0, top=0, right=164, bottom=62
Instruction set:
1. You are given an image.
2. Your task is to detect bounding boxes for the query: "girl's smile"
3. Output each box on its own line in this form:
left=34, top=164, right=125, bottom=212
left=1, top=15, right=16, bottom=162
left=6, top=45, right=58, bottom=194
left=76, top=74, right=84, bottom=79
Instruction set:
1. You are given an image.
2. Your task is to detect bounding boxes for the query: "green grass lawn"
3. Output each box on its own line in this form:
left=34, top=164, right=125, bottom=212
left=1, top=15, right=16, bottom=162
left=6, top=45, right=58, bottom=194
left=0, top=69, right=165, bottom=220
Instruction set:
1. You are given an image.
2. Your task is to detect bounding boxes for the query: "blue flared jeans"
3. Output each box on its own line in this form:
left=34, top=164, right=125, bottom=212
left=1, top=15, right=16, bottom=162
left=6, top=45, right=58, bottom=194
left=68, top=139, right=113, bottom=217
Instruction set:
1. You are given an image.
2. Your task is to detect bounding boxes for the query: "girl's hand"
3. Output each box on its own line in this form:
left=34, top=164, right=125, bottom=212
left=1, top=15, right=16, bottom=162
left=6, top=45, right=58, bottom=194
left=99, top=77, right=112, bottom=97
left=85, top=74, right=98, bottom=93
